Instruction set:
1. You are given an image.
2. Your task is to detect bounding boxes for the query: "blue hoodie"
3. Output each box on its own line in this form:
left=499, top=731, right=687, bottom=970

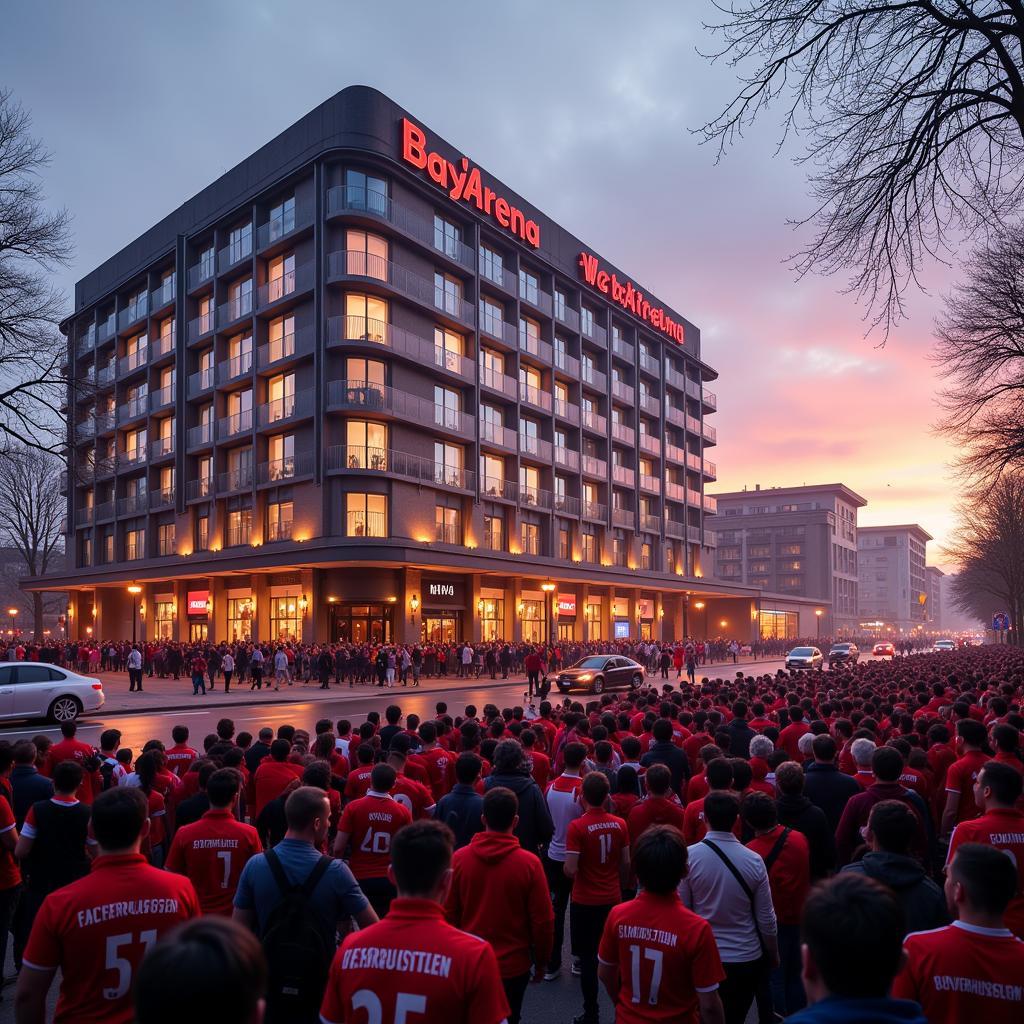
left=787, top=996, right=927, bottom=1024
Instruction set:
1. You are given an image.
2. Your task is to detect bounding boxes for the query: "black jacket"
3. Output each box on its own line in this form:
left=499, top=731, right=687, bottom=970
left=11, top=766, right=54, bottom=827
left=484, top=770, right=554, bottom=853
left=842, top=852, right=949, bottom=935
left=640, top=742, right=691, bottom=795
left=244, top=741, right=271, bottom=776
left=725, top=718, right=756, bottom=759
left=434, top=783, right=484, bottom=850
left=803, top=761, right=862, bottom=832
left=776, top=793, right=836, bottom=879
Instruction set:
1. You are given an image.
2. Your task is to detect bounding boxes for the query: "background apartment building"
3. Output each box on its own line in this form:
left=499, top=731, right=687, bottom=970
left=857, top=524, right=932, bottom=632
left=925, top=565, right=944, bottom=631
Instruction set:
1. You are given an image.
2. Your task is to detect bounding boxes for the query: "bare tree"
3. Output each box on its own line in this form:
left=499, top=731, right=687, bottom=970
left=699, top=2, right=1024, bottom=333
left=0, top=448, right=65, bottom=640
left=0, top=88, right=73, bottom=452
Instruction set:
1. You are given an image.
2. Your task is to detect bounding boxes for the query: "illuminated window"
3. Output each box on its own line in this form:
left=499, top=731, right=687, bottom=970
left=346, top=230, right=388, bottom=280
left=435, top=505, right=460, bottom=545
left=266, top=373, right=295, bottom=422
left=345, top=294, right=388, bottom=341
left=346, top=493, right=387, bottom=537
left=346, top=421, right=387, bottom=469
left=559, top=526, right=570, bottom=560
left=228, top=277, right=252, bottom=320
left=433, top=385, right=461, bottom=431
left=267, top=496, right=293, bottom=542
left=226, top=505, right=252, bottom=548
left=267, top=252, right=296, bottom=302
left=585, top=600, right=603, bottom=640
left=434, top=215, right=462, bottom=259
left=154, top=601, right=175, bottom=640
left=521, top=521, right=540, bottom=556
left=483, top=512, right=503, bottom=551
left=270, top=596, right=302, bottom=643
left=480, top=455, right=504, bottom=496
left=124, top=528, right=145, bottom=561
left=435, top=272, right=463, bottom=317
left=268, top=434, right=295, bottom=480
left=581, top=530, right=597, bottom=564
left=267, top=315, right=296, bottom=363
left=641, top=543, right=652, bottom=570
left=196, top=512, right=209, bottom=551
left=434, top=326, right=464, bottom=372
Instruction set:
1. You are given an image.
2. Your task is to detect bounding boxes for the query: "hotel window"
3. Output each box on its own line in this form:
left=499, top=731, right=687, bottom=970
left=270, top=596, right=302, bottom=643
left=749, top=545, right=771, bottom=558
left=435, top=505, right=460, bottom=545
left=554, top=289, right=566, bottom=320
left=228, top=222, right=252, bottom=264
left=229, top=331, right=253, bottom=376
left=346, top=421, right=387, bottom=469
left=125, top=527, right=144, bottom=561
left=227, top=389, right=253, bottom=433
left=345, top=293, right=388, bottom=340
left=520, top=464, right=540, bottom=504
left=581, top=529, right=597, bottom=564
left=267, top=493, right=294, bottom=542
left=554, top=474, right=567, bottom=507
left=346, top=493, right=387, bottom=537
left=479, top=246, right=504, bottom=285
left=154, top=417, right=173, bottom=457
left=80, top=535, right=92, bottom=567
left=479, top=296, right=504, bottom=337
left=521, top=599, right=545, bottom=642
left=266, top=373, right=295, bottom=422
left=519, top=268, right=539, bottom=305
left=226, top=502, right=253, bottom=547
left=749, top=561, right=771, bottom=574
left=480, top=403, right=503, bottom=445
left=124, top=427, right=147, bottom=461
left=199, top=245, right=214, bottom=280
left=554, top=381, right=568, bottom=407
left=581, top=306, right=594, bottom=337
left=520, top=416, right=539, bottom=453
left=226, top=597, right=253, bottom=643
left=480, top=454, right=505, bottom=497
left=267, top=315, right=296, bottom=364
left=126, top=331, right=147, bottom=360
left=157, top=523, right=175, bottom=557
left=778, top=575, right=802, bottom=590
left=198, top=295, right=213, bottom=332
left=158, top=465, right=174, bottom=499
left=780, top=543, right=803, bottom=556
left=103, top=532, right=114, bottom=564
left=520, top=521, right=540, bottom=556
left=434, top=385, right=461, bottom=431
left=613, top=532, right=628, bottom=567
left=665, top=542, right=675, bottom=573
left=154, top=600, right=175, bottom=640
left=435, top=272, right=463, bottom=317
left=480, top=597, right=504, bottom=643
left=196, top=511, right=209, bottom=551
left=198, top=348, right=214, bottom=389
left=479, top=346, right=505, bottom=390
left=585, top=599, right=603, bottom=640
left=196, top=456, right=212, bottom=497
left=780, top=560, right=803, bottom=572
left=228, top=445, right=253, bottom=488
left=434, top=327, right=464, bottom=373
left=483, top=512, right=503, bottom=551
left=346, top=356, right=386, bottom=394
left=268, top=433, right=296, bottom=480
left=582, top=353, right=597, bottom=385
left=559, top=525, right=571, bottom=560
left=157, top=364, right=175, bottom=394
left=158, top=316, right=174, bottom=351
left=267, top=252, right=296, bottom=302
left=434, top=442, right=463, bottom=486
left=346, top=230, right=388, bottom=280
left=268, top=195, right=296, bottom=241
left=519, top=315, right=540, bottom=352
left=228, top=277, right=253, bottom=320
left=345, top=169, right=388, bottom=215
left=641, top=543, right=653, bottom=570
left=434, top=215, right=462, bottom=260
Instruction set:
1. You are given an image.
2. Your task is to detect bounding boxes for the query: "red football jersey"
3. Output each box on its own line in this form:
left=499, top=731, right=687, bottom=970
left=627, top=796, right=686, bottom=853
left=165, top=742, right=199, bottom=778
left=320, top=898, right=509, bottom=1024
left=945, top=751, right=990, bottom=824
left=21, top=853, right=199, bottom=1024
left=392, top=773, right=436, bottom=820
left=420, top=747, right=453, bottom=799
left=598, top=891, right=724, bottom=1024
left=893, top=921, right=1024, bottom=1024
left=566, top=810, right=629, bottom=905
left=164, top=808, right=262, bottom=915
left=339, top=792, right=412, bottom=879
left=0, top=796, right=19, bottom=889
left=344, top=765, right=375, bottom=802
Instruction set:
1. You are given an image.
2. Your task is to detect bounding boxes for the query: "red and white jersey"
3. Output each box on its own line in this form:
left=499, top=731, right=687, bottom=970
left=598, top=891, right=724, bottom=1024
left=320, top=898, right=509, bottom=1024
left=165, top=743, right=199, bottom=778
left=420, top=747, right=454, bottom=799
left=22, top=853, right=199, bottom=1024
left=392, top=773, right=436, bottom=820
left=338, top=791, right=412, bottom=880
left=344, top=765, right=375, bottom=802
left=566, top=810, right=628, bottom=905
left=893, top=921, right=1024, bottom=1024
left=544, top=773, right=583, bottom=861
left=164, top=808, right=262, bottom=916
left=945, top=750, right=990, bottom=824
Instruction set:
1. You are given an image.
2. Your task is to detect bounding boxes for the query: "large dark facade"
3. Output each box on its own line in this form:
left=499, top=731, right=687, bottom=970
left=45, top=86, right=750, bottom=645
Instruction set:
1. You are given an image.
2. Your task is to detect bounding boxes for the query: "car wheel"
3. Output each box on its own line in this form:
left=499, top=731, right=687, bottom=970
left=630, top=673, right=643, bottom=690
left=592, top=676, right=605, bottom=694
left=49, top=695, right=82, bottom=724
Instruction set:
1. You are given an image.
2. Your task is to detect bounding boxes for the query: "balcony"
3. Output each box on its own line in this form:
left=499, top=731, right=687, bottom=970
left=74, top=420, right=94, bottom=442
left=257, top=325, right=315, bottom=371
left=328, top=185, right=477, bottom=269
left=582, top=499, right=606, bottom=520
left=612, top=380, right=634, bottom=404
left=325, top=445, right=476, bottom=492
left=216, top=409, right=253, bottom=440
left=94, top=500, right=115, bottom=522
left=117, top=346, right=148, bottom=377
left=151, top=329, right=175, bottom=361
left=703, top=421, right=718, bottom=444
left=479, top=257, right=516, bottom=293
left=554, top=447, right=580, bottom=471
left=612, top=507, right=634, bottom=528
left=612, top=465, right=635, bottom=487
left=581, top=410, right=607, bottom=434
left=686, top=414, right=703, bottom=435
left=581, top=455, right=607, bottom=478
left=327, top=315, right=474, bottom=380
left=611, top=422, right=635, bottom=446
left=150, top=486, right=175, bottom=509
left=703, top=459, right=717, bottom=480
left=519, top=329, right=553, bottom=364
left=520, top=484, right=553, bottom=509
left=665, top=481, right=686, bottom=502
left=640, top=474, right=661, bottom=494
left=217, top=351, right=254, bottom=385
left=611, top=337, right=634, bottom=363
left=225, top=525, right=252, bottom=549
left=256, top=452, right=316, bottom=485
left=151, top=383, right=175, bottom=411
left=641, top=513, right=661, bottom=534
left=553, top=494, right=581, bottom=516
left=686, top=451, right=702, bottom=473
left=188, top=255, right=215, bottom=291
left=118, top=394, right=149, bottom=424
left=257, top=389, right=313, bottom=429
left=638, top=349, right=660, bottom=377
left=216, top=465, right=253, bottom=493
left=665, top=443, right=687, bottom=465
left=150, top=276, right=175, bottom=313
left=688, top=526, right=703, bottom=545
left=216, top=293, right=253, bottom=330
left=554, top=398, right=580, bottom=425
left=480, top=421, right=517, bottom=450
left=188, top=312, right=213, bottom=342
left=74, top=507, right=93, bottom=527
left=93, top=454, right=116, bottom=479
left=256, top=262, right=314, bottom=311
left=76, top=334, right=94, bottom=358
left=97, top=316, right=116, bottom=344
left=185, top=476, right=213, bottom=501
left=480, top=313, right=518, bottom=347
left=639, top=392, right=660, bottom=416
left=345, top=511, right=387, bottom=539
left=187, top=368, right=214, bottom=398
left=478, top=365, right=518, bottom=400
left=95, top=410, right=116, bottom=434
left=581, top=366, right=607, bottom=392
left=702, top=388, right=717, bottom=412
left=665, top=365, right=688, bottom=392
left=583, top=320, right=607, bottom=346
left=149, top=436, right=174, bottom=461
left=519, top=381, right=552, bottom=413
left=703, top=494, right=718, bottom=514
left=519, top=281, right=553, bottom=318
left=555, top=302, right=580, bottom=332
left=96, top=363, right=116, bottom=388
left=326, top=381, right=474, bottom=438
left=639, top=433, right=661, bottom=457
left=481, top=476, right=518, bottom=502
left=666, top=405, right=686, bottom=428
left=519, top=435, right=553, bottom=462
left=256, top=202, right=314, bottom=251
left=119, top=447, right=147, bottom=469
left=117, top=493, right=148, bottom=517
left=687, top=488, right=703, bottom=506
left=554, top=349, right=580, bottom=377
left=327, top=250, right=476, bottom=326
left=666, top=520, right=686, bottom=539
left=217, top=237, right=253, bottom=274
left=702, top=530, right=718, bottom=549
left=685, top=378, right=703, bottom=401
left=118, top=297, right=148, bottom=332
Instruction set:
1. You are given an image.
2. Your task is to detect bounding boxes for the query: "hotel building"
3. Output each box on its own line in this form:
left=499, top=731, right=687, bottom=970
left=43, top=86, right=755, bottom=646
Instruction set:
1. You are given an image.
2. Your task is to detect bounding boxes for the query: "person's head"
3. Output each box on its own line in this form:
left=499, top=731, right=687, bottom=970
left=258, top=728, right=273, bottom=745
left=134, top=916, right=266, bottom=1024
left=582, top=771, right=610, bottom=809
left=811, top=734, right=836, bottom=763
left=633, top=825, right=688, bottom=894
left=385, top=704, right=402, bottom=725
left=482, top=786, right=518, bottom=833
left=52, top=760, right=83, bottom=797
left=562, top=742, right=586, bottom=771
left=749, top=735, right=774, bottom=761
left=645, top=763, right=672, bottom=797
left=775, top=761, right=805, bottom=797
left=871, top=746, right=903, bottom=784
left=356, top=742, right=375, bottom=766
left=865, top=800, right=917, bottom=855
left=269, top=739, right=291, bottom=762
left=370, top=763, right=397, bottom=794
left=389, top=821, right=454, bottom=902
left=206, top=768, right=242, bottom=810
left=652, top=719, right=673, bottom=744
left=171, top=725, right=189, bottom=745
left=850, top=738, right=876, bottom=769
left=283, top=786, right=331, bottom=846
left=418, top=721, right=437, bottom=746
left=216, top=718, right=234, bottom=741
left=957, top=718, right=987, bottom=751
left=801, top=874, right=905, bottom=1001
left=703, top=791, right=740, bottom=832
left=975, top=760, right=1024, bottom=811
left=453, top=752, right=481, bottom=786
left=59, top=721, right=77, bottom=740
left=13, top=740, right=36, bottom=767
left=91, top=786, right=150, bottom=854
left=492, top=739, right=527, bottom=775
left=741, top=792, right=778, bottom=833
left=949, top=838, right=1016, bottom=922
left=706, top=757, right=734, bottom=792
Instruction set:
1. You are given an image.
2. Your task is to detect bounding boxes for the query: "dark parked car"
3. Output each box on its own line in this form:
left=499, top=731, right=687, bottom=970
left=555, top=655, right=644, bottom=695
left=827, top=643, right=860, bottom=668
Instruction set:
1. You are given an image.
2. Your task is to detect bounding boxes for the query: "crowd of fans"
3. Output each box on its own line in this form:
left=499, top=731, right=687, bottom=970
left=0, top=645, right=1019, bottom=1023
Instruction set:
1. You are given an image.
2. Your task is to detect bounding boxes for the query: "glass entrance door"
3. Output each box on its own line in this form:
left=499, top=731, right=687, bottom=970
left=331, top=603, right=393, bottom=644
left=422, top=614, right=460, bottom=645
left=189, top=622, right=208, bottom=642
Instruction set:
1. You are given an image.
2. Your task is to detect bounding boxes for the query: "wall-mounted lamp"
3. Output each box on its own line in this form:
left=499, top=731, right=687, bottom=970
left=299, top=595, right=309, bottom=614
left=410, top=594, right=420, bottom=615
left=477, top=599, right=484, bottom=614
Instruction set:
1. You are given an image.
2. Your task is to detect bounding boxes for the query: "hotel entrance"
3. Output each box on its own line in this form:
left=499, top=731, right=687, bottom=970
left=421, top=614, right=461, bottom=644
left=330, top=603, right=393, bottom=644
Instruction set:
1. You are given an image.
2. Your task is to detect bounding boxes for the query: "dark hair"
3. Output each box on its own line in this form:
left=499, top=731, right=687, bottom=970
left=391, top=821, right=453, bottom=896
left=283, top=787, right=329, bottom=832
left=706, top=757, right=734, bottom=791
left=91, top=787, right=148, bottom=850
left=652, top=719, right=673, bottom=743
left=216, top=718, right=234, bottom=741
left=871, top=746, right=903, bottom=783
left=418, top=721, right=437, bottom=744
left=563, top=742, right=586, bottom=770
left=812, top=734, right=836, bottom=761
left=454, top=752, right=481, bottom=785
left=703, top=791, right=740, bottom=832
left=582, top=771, right=610, bottom=807
left=634, top=825, right=688, bottom=894
left=13, top=741, right=35, bottom=766
left=950, top=842, right=1019, bottom=915
left=134, top=916, right=266, bottom=1024
left=740, top=792, right=777, bottom=831
left=206, top=768, right=242, bottom=809
left=482, top=786, right=518, bottom=831
left=370, top=763, right=396, bottom=793
left=867, top=800, right=916, bottom=854
left=59, top=721, right=77, bottom=739
left=52, top=759, right=83, bottom=794
left=171, top=725, right=189, bottom=744
left=645, top=763, right=672, bottom=796
left=980, top=760, right=1024, bottom=806
left=801, top=874, right=904, bottom=997
left=775, top=761, right=804, bottom=796
left=957, top=719, right=987, bottom=748
left=269, top=739, right=291, bottom=761
left=493, top=739, right=526, bottom=775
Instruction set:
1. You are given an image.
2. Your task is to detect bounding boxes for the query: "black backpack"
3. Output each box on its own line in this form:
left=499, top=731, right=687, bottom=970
left=261, top=848, right=336, bottom=1023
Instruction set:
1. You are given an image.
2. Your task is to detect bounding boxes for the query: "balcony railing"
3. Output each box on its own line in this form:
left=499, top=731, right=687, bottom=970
left=217, top=236, right=253, bottom=273
left=94, top=500, right=115, bottom=521
left=149, top=436, right=174, bottom=460
left=641, top=513, right=661, bottom=534
left=581, top=366, right=607, bottom=391
left=187, top=312, right=213, bottom=342
left=665, top=481, right=686, bottom=502
left=119, top=447, right=147, bottom=468
left=481, top=476, right=518, bottom=502
left=185, top=476, right=213, bottom=501
left=688, top=526, right=703, bottom=544
left=479, top=257, right=516, bottom=292
left=612, top=380, right=634, bottom=404
left=665, top=443, right=687, bottom=464
left=326, top=380, right=474, bottom=437
left=666, top=405, right=686, bottom=428
left=611, top=337, right=634, bottom=362
left=74, top=420, right=94, bottom=442
left=216, top=465, right=254, bottom=493
left=256, top=202, right=314, bottom=250
left=117, top=347, right=148, bottom=377
left=687, top=488, right=703, bottom=506
left=150, top=276, right=176, bottom=311
left=256, top=262, right=314, bottom=310
left=266, top=519, right=293, bottom=543
left=480, top=312, right=518, bottom=347
left=519, top=435, right=553, bottom=462
left=187, top=368, right=214, bottom=397
left=76, top=334, right=94, bottom=357
left=479, top=365, right=518, bottom=399
left=150, top=486, right=175, bottom=509
left=519, top=330, right=553, bottom=364
left=118, top=296, right=148, bottom=331
left=93, top=455, right=116, bottom=478
left=665, top=365, right=688, bottom=391
left=74, top=507, right=93, bottom=527
left=325, top=445, right=476, bottom=491
left=554, top=398, right=580, bottom=425
left=611, top=422, right=635, bottom=446
left=151, top=329, right=175, bottom=360
left=96, top=363, right=116, bottom=388
left=612, top=507, right=634, bottom=528
left=117, top=493, right=148, bottom=517
left=217, top=409, right=253, bottom=439
left=583, top=319, right=607, bottom=345
left=612, top=465, right=635, bottom=487
left=519, top=381, right=552, bottom=412
left=188, top=255, right=215, bottom=291
left=581, top=455, right=607, bottom=478
left=686, top=451, right=702, bottom=472
left=554, top=447, right=580, bottom=471
left=519, top=280, right=553, bottom=317
left=582, top=499, right=607, bottom=520
left=666, top=520, right=686, bottom=539
left=640, top=474, right=661, bottom=494
left=553, top=494, right=581, bottom=516
left=702, top=421, right=718, bottom=444
left=257, top=390, right=312, bottom=428
left=225, top=525, right=252, bottom=549
left=686, top=414, right=703, bottom=435
left=95, top=410, right=116, bottom=433
left=217, top=350, right=253, bottom=384
left=97, top=316, right=116, bottom=343
left=118, top=394, right=148, bottom=424
left=581, top=410, right=607, bottom=434
left=553, top=349, right=580, bottom=377
left=257, top=325, right=315, bottom=370
left=327, top=315, right=474, bottom=379
left=435, top=523, right=461, bottom=545
left=703, top=459, right=717, bottom=480
left=639, top=433, right=661, bottom=456
left=480, top=421, right=517, bottom=449
left=256, top=452, right=316, bottom=484
left=216, top=293, right=253, bottom=330
left=703, top=494, right=718, bottom=514
left=639, top=392, right=660, bottom=416
left=638, top=349, right=660, bottom=376
left=520, top=484, right=553, bottom=509
left=702, top=388, right=717, bottom=411
left=151, top=383, right=175, bottom=410
left=345, top=510, right=387, bottom=538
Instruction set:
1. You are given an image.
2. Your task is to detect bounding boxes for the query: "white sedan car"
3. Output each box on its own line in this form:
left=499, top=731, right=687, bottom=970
left=0, top=663, right=104, bottom=722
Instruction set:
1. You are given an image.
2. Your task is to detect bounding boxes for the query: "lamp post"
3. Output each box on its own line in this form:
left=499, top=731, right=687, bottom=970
left=7, top=608, right=16, bottom=637
left=127, top=586, right=142, bottom=645
left=694, top=600, right=706, bottom=640
left=541, top=580, right=556, bottom=647
left=815, top=608, right=823, bottom=640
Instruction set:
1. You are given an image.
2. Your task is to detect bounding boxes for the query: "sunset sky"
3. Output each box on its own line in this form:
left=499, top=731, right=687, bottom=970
left=5, top=2, right=960, bottom=567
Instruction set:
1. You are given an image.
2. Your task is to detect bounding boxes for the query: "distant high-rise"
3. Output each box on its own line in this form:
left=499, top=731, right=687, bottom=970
left=926, top=565, right=944, bottom=631
left=857, top=525, right=932, bottom=632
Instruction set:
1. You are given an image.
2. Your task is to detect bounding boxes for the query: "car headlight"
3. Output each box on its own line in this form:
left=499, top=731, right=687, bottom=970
left=577, top=674, right=592, bottom=682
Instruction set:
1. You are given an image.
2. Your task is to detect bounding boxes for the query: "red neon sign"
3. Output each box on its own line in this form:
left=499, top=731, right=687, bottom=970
left=578, top=252, right=685, bottom=345
left=401, top=119, right=541, bottom=248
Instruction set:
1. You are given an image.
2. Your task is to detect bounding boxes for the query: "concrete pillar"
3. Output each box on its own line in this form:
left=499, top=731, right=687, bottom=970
left=510, top=579, right=524, bottom=643
left=399, top=568, right=422, bottom=645
left=173, top=580, right=188, bottom=643
left=299, top=568, right=315, bottom=644
left=66, top=592, right=83, bottom=642
left=211, top=577, right=227, bottom=643
left=469, top=575, right=482, bottom=643
left=655, top=593, right=665, bottom=643
left=253, top=576, right=270, bottom=644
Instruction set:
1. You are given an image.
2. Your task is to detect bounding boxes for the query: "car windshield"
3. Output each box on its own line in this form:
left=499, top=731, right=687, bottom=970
left=575, top=657, right=607, bottom=670
left=830, top=645, right=850, bottom=653
left=790, top=648, right=815, bottom=657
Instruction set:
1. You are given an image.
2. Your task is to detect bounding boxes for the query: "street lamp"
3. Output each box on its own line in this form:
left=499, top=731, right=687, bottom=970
left=541, top=580, right=556, bottom=646
left=815, top=608, right=823, bottom=639
left=694, top=600, right=706, bottom=639
left=127, top=585, right=142, bottom=645
left=7, top=608, right=16, bottom=636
